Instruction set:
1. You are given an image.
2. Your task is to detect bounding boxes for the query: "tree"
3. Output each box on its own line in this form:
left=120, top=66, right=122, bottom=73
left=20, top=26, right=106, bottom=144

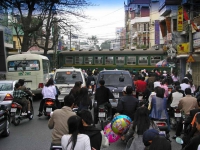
left=87, top=35, right=98, bottom=46
left=1, top=0, right=92, bottom=55
left=101, top=40, right=111, bottom=49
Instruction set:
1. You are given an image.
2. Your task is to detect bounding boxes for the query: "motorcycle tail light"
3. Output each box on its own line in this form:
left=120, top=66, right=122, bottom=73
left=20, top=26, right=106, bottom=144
left=3, top=93, right=13, bottom=101
left=175, top=109, right=180, bottom=113
left=89, top=86, right=92, bottom=89
left=11, top=103, right=22, bottom=109
left=99, top=108, right=105, bottom=112
left=156, top=122, right=166, bottom=126
left=46, top=100, right=54, bottom=105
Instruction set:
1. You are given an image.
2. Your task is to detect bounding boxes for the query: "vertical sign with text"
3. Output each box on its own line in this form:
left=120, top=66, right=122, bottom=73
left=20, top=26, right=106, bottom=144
left=177, top=5, right=183, bottom=32
left=155, top=20, right=160, bottom=45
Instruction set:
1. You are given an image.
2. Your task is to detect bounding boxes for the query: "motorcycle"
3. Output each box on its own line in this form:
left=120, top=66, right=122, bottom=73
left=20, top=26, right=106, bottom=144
left=170, top=107, right=182, bottom=129
left=43, top=98, right=57, bottom=117
left=88, top=81, right=95, bottom=96
left=10, top=95, right=34, bottom=126
left=93, top=101, right=109, bottom=130
left=0, top=105, right=10, bottom=137
left=153, top=120, right=169, bottom=137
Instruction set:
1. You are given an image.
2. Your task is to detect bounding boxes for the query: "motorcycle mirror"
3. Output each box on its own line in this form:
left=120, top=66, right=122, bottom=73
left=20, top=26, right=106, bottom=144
left=176, top=137, right=184, bottom=145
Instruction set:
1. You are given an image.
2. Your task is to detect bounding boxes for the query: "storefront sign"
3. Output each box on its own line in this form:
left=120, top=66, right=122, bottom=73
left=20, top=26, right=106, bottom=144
left=177, top=6, right=183, bottom=32
left=155, top=20, right=160, bottom=45
left=177, top=43, right=189, bottom=54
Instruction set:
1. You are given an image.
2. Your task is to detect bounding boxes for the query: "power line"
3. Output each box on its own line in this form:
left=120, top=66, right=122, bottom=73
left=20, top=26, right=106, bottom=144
left=96, top=7, right=124, bottom=20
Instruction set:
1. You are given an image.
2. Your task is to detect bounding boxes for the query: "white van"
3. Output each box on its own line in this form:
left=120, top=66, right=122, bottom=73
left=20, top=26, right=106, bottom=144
left=54, top=67, right=86, bottom=103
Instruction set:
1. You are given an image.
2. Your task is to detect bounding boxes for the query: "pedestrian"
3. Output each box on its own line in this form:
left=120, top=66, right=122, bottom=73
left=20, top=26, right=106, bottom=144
left=61, top=115, right=91, bottom=150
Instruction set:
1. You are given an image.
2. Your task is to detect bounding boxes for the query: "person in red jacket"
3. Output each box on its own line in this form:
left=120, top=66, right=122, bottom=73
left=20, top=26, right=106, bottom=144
left=135, top=76, right=147, bottom=99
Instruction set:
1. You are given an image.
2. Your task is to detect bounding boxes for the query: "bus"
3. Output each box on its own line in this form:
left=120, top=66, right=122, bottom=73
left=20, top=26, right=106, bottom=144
left=6, top=53, right=50, bottom=95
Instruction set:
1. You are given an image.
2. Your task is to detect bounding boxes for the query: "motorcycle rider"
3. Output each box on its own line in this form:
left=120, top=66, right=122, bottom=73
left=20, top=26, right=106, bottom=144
left=18, top=79, right=34, bottom=97
left=38, top=78, right=57, bottom=117
left=86, top=71, right=95, bottom=93
left=48, top=94, right=76, bottom=148
left=172, top=88, right=199, bottom=139
left=94, top=79, right=114, bottom=124
left=13, top=83, right=31, bottom=114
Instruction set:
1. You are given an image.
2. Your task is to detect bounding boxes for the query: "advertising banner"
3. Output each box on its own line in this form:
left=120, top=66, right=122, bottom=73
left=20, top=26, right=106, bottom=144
left=177, top=6, right=183, bottom=32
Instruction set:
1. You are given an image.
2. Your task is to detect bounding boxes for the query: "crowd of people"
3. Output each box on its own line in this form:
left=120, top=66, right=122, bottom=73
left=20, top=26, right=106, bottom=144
left=12, top=67, right=200, bottom=150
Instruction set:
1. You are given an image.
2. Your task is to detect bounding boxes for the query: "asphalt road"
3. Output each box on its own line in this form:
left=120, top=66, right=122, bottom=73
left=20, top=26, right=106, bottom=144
left=0, top=99, right=182, bottom=150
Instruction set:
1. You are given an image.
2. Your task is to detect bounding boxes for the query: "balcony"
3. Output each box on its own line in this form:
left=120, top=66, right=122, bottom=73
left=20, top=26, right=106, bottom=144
left=159, top=0, right=182, bottom=11
left=131, top=17, right=150, bottom=25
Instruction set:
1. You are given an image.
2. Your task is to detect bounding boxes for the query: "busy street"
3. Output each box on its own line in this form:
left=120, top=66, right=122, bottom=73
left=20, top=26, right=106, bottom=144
left=0, top=99, right=182, bottom=150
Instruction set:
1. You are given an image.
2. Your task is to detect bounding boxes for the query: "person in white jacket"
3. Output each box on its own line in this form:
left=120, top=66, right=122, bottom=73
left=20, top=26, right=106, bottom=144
left=61, top=115, right=91, bottom=150
left=38, top=78, right=57, bottom=117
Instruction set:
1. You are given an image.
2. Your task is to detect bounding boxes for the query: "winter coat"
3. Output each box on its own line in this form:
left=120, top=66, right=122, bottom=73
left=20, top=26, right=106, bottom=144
left=82, top=126, right=102, bottom=150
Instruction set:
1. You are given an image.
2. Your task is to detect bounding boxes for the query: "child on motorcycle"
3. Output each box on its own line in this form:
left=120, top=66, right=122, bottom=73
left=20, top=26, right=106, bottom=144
left=13, top=83, right=31, bottom=114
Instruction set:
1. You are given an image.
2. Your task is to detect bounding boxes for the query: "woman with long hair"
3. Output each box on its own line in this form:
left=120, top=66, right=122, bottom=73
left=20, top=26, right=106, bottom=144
left=76, top=87, right=92, bottom=111
left=127, top=107, right=159, bottom=149
left=38, top=78, right=57, bottom=117
left=61, top=115, right=91, bottom=150
left=69, top=81, right=82, bottom=100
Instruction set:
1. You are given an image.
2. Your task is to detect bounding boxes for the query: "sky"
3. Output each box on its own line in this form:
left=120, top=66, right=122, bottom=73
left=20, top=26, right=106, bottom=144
left=76, top=0, right=125, bottom=42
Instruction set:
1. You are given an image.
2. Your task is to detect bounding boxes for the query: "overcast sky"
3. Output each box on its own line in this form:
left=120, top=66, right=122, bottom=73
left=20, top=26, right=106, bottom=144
left=77, top=0, right=125, bottom=41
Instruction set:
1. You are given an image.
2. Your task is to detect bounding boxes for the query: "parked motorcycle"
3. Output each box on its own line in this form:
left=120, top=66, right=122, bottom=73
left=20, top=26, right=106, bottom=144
left=0, top=105, right=10, bottom=137
left=43, top=98, right=57, bottom=117
left=10, top=95, right=34, bottom=126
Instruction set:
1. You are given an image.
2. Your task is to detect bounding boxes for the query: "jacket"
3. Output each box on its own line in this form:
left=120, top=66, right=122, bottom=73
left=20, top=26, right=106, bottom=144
left=184, top=133, right=200, bottom=150
left=82, top=126, right=102, bottom=150
left=95, top=86, right=113, bottom=106
left=48, top=106, right=76, bottom=144
left=149, top=96, right=168, bottom=120
left=178, top=95, right=199, bottom=115
left=117, top=95, right=139, bottom=120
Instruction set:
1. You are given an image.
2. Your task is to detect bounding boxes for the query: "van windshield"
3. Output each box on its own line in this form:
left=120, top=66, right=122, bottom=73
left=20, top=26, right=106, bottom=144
left=55, top=72, right=83, bottom=84
left=102, top=74, right=132, bottom=87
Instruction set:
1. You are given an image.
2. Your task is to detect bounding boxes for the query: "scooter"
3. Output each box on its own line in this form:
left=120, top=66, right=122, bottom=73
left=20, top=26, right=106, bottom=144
left=43, top=99, right=57, bottom=117
left=153, top=120, right=169, bottom=137
left=10, top=95, right=34, bottom=126
left=170, top=107, right=182, bottom=129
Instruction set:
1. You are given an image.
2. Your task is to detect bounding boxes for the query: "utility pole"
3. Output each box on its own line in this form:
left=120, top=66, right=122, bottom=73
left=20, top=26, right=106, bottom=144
left=69, top=26, right=71, bottom=51
left=188, top=0, right=193, bottom=72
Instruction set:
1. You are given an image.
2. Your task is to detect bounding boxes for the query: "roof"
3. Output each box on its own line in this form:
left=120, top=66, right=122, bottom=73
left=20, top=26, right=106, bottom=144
left=59, top=49, right=164, bottom=55
left=7, top=53, right=49, bottom=60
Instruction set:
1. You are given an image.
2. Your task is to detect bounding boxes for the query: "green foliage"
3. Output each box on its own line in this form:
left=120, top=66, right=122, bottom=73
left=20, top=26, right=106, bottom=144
left=100, top=40, right=111, bottom=49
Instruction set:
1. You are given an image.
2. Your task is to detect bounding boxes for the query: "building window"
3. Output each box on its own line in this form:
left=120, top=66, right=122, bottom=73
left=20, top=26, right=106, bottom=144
left=150, top=56, right=161, bottom=65
left=65, top=56, right=73, bottom=64
left=173, top=19, right=177, bottom=31
left=115, top=56, right=125, bottom=65
left=138, top=56, right=148, bottom=65
left=84, top=56, right=93, bottom=64
left=94, top=56, right=103, bottom=64
left=75, top=56, right=83, bottom=64
left=127, top=56, right=136, bottom=65
left=105, top=56, right=113, bottom=64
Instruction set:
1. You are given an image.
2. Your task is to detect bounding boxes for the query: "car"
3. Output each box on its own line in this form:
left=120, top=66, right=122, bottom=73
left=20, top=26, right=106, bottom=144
left=96, top=70, right=135, bottom=108
left=0, top=80, right=18, bottom=110
left=54, top=67, right=86, bottom=104
left=0, top=105, right=10, bottom=137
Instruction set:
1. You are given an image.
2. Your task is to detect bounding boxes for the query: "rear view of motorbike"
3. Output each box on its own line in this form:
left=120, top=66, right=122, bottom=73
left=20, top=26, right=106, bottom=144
left=153, top=120, right=169, bottom=138
left=98, top=104, right=108, bottom=130
left=43, top=99, right=56, bottom=117
left=10, top=96, right=34, bottom=126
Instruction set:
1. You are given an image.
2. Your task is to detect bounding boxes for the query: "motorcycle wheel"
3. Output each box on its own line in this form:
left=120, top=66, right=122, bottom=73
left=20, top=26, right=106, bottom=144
left=29, top=104, right=34, bottom=120
left=12, top=110, right=21, bottom=126
left=100, top=120, right=104, bottom=130
left=2, top=117, right=10, bottom=137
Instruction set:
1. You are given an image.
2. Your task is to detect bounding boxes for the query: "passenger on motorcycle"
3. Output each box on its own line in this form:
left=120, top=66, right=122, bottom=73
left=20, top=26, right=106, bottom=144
left=135, top=76, right=147, bottom=99
left=117, top=86, right=139, bottom=121
left=94, top=79, right=114, bottom=124
left=18, top=79, right=34, bottom=96
left=38, top=78, right=57, bottom=117
left=13, top=83, right=31, bottom=114
left=86, top=71, right=95, bottom=92
left=75, top=87, right=92, bottom=112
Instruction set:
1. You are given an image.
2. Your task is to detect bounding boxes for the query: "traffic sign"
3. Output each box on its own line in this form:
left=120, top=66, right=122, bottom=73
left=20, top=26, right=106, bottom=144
left=187, top=54, right=195, bottom=63
left=168, top=63, right=176, bottom=68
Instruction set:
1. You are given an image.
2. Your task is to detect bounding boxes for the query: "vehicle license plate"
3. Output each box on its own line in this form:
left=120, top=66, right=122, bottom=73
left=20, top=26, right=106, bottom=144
left=98, top=112, right=105, bottom=117
left=174, top=113, right=181, bottom=117
left=138, top=96, right=143, bottom=101
left=46, top=108, right=52, bottom=112
left=11, top=108, right=17, bottom=112
left=113, top=93, right=119, bottom=98
left=159, top=131, right=166, bottom=136
left=21, top=112, right=27, bottom=115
